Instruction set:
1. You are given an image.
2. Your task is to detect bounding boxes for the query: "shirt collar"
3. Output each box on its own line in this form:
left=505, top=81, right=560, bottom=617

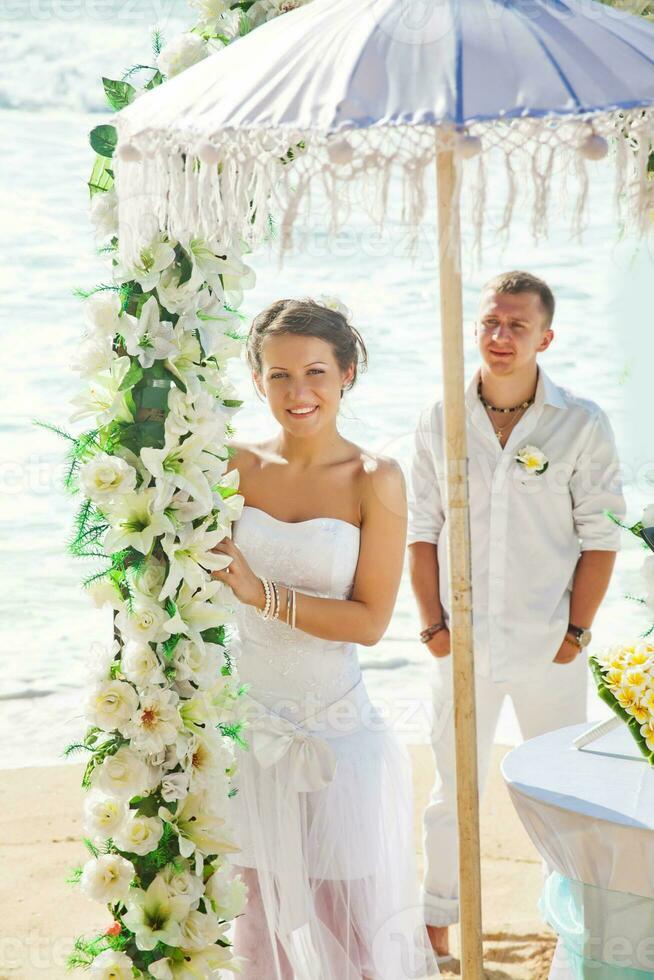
left=465, top=363, right=566, bottom=413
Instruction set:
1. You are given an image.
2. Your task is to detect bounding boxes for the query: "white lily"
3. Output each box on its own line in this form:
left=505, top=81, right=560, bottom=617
left=188, top=238, right=256, bottom=306
left=165, top=383, right=230, bottom=440
left=103, top=486, right=173, bottom=556
left=122, top=876, right=191, bottom=951
left=121, top=296, right=176, bottom=369
left=164, top=319, right=203, bottom=385
left=159, top=790, right=240, bottom=861
left=150, top=945, right=244, bottom=979
left=177, top=290, right=243, bottom=360
left=114, top=237, right=176, bottom=292
left=69, top=356, right=133, bottom=425
left=140, top=428, right=220, bottom=515
left=159, top=519, right=233, bottom=601
left=162, top=579, right=232, bottom=650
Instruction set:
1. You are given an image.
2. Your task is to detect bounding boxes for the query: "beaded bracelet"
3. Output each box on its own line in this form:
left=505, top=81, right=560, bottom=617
left=420, top=621, right=446, bottom=644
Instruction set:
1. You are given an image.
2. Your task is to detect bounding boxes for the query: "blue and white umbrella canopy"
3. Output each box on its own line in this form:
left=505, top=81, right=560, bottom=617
left=114, top=0, right=654, bottom=263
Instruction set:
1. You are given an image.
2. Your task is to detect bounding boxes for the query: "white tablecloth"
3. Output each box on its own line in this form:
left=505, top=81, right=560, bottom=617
left=502, top=723, right=654, bottom=977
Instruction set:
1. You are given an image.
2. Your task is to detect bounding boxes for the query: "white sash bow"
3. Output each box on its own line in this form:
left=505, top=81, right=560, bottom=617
left=248, top=708, right=338, bottom=792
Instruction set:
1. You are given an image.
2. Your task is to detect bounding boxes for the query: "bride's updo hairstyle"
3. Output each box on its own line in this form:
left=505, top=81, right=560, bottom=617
left=246, top=298, right=368, bottom=397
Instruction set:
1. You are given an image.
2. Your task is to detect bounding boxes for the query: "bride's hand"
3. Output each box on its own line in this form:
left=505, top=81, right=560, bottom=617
left=209, top=537, right=265, bottom=608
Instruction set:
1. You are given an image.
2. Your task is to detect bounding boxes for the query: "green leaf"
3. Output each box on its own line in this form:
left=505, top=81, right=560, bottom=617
left=118, top=359, right=144, bottom=392
left=176, top=246, right=194, bottom=287
left=88, top=153, right=114, bottom=197
left=145, top=70, right=164, bottom=91
left=89, top=124, right=118, bottom=159
left=102, top=77, right=137, bottom=111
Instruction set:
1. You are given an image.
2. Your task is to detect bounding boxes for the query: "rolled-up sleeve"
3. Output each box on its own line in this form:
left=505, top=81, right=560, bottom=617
left=570, top=407, right=626, bottom=551
left=407, top=405, right=445, bottom=546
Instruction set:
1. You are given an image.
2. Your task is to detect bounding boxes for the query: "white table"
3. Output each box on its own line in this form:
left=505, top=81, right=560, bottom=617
left=502, top=723, right=654, bottom=977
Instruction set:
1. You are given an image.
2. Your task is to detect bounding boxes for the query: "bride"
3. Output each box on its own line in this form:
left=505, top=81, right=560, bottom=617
left=209, top=297, right=438, bottom=980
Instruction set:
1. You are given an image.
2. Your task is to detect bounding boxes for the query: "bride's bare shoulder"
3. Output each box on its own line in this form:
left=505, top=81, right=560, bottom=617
left=225, top=439, right=275, bottom=474
left=348, top=443, right=407, bottom=517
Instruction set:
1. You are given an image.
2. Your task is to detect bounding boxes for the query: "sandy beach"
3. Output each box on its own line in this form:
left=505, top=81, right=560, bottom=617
left=0, top=742, right=555, bottom=979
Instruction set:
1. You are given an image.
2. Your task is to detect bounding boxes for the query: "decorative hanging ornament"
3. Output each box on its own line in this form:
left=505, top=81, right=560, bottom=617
left=327, top=138, right=355, bottom=166
left=580, top=131, right=609, bottom=160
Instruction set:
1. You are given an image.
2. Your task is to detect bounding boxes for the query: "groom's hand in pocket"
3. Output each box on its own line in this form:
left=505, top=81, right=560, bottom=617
left=552, top=635, right=580, bottom=664
left=426, top=628, right=451, bottom=659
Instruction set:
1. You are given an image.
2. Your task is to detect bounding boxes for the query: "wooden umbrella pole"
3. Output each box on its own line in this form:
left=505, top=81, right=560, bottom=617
left=435, top=145, right=484, bottom=978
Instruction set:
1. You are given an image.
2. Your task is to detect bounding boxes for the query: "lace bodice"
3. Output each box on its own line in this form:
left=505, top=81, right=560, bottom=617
left=230, top=505, right=362, bottom=712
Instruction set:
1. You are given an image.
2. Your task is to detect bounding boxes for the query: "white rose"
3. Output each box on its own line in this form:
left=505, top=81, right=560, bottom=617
left=85, top=679, right=140, bottom=733
left=86, top=578, right=123, bottom=610
left=90, top=949, right=134, bottom=979
left=156, top=33, right=208, bottom=78
left=205, top=862, right=248, bottom=919
left=89, top=188, right=118, bottom=242
left=80, top=852, right=134, bottom=903
left=121, top=640, right=166, bottom=688
left=84, top=290, right=123, bottom=340
left=115, top=600, right=168, bottom=644
left=80, top=452, right=137, bottom=504
left=161, top=770, right=190, bottom=804
left=128, top=554, right=167, bottom=601
left=83, top=793, right=128, bottom=841
left=178, top=908, right=223, bottom=950
left=92, top=745, right=150, bottom=800
left=86, top=639, right=120, bottom=683
left=160, top=859, right=204, bottom=904
left=156, top=263, right=204, bottom=315
left=114, top=811, right=164, bottom=856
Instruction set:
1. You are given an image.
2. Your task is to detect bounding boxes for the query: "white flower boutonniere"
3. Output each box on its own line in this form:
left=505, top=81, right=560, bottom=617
left=515, top=445, right=549, bottom=475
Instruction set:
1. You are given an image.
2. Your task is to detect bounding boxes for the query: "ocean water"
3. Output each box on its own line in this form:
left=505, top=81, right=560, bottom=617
left=1, top=0, right=653, bottom=768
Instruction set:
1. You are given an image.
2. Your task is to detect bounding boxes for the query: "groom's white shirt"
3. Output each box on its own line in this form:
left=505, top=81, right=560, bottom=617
left=407, top=364, right=627, bottom=683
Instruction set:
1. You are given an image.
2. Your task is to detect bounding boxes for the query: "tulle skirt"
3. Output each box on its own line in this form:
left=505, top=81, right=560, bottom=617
left=226, top=675, right=439, bottom=980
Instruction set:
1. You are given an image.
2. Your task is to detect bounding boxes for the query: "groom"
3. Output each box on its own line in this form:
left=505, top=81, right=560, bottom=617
left=407, top=270, right=626, bottom=958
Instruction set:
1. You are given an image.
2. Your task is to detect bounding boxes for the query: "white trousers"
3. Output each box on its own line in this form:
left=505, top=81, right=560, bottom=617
left=422, top=652, right=588, bottom=926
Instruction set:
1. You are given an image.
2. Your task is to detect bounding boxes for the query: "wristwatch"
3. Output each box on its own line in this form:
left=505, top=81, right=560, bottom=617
left=566, top=623, right=592, bottom=649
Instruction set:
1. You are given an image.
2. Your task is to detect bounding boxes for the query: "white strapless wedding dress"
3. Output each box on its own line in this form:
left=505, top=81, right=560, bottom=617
left=227, top=506, right=438, bottom=980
